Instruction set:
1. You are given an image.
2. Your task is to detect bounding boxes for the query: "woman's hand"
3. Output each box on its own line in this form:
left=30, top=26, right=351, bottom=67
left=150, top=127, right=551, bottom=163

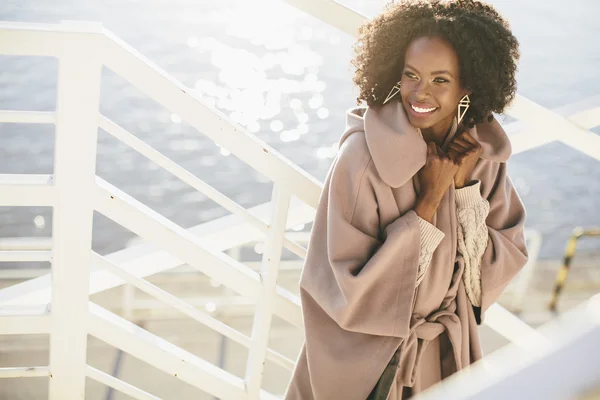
left=446, top=130, right=483, bottom=189
left=417, top=141, right=459, bottom=207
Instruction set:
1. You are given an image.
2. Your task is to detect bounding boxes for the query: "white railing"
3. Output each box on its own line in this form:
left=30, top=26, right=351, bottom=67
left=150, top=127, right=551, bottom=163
left=0, top=19, right=317, bottom=399
left=1, top=1, right=599, bottom=398
left=415, top=294, right=600, bottom=400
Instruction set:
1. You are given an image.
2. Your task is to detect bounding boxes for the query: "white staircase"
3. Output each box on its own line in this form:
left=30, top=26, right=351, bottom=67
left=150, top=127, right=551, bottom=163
left=1, top=1, right=600, bottom=399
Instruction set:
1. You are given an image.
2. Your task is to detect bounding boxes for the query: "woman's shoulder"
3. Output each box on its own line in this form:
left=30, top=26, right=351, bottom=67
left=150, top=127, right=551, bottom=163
left=334, top=130, right=379, bottom=182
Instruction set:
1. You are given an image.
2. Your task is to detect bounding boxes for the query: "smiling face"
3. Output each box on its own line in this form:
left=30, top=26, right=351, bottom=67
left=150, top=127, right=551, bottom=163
left=400, top=36, right=467, bottom=135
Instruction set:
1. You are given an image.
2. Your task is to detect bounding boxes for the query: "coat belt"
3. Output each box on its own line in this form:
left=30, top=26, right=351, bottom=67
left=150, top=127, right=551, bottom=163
left=394, top=308, right=463, bottom=388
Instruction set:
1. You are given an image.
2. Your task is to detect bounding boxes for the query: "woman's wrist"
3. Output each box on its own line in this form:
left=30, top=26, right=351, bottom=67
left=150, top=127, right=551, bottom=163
left=415, top=195, right=440, bottom=223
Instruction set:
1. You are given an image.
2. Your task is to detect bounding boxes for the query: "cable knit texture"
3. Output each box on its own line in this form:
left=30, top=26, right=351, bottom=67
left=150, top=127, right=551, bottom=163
left=455, top=180, right=490, bottom=307
left=416, top=217, right=445, bottom=285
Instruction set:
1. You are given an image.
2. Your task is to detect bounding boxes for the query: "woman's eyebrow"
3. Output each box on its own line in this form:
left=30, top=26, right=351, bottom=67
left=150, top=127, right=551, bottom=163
left=405, top=63, right=454, bottom=78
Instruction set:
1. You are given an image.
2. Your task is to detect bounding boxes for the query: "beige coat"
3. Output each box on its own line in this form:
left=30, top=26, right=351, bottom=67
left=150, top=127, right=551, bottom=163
left=285, top=101, right=529, bottom=399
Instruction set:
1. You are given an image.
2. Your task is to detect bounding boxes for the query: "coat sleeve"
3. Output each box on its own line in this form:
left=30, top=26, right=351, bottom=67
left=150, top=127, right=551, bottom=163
left=417, top=217, right=446, bottom=286
left=473, top=162, right=529, bottom=322
left=300, top=139, right=444, bottom=338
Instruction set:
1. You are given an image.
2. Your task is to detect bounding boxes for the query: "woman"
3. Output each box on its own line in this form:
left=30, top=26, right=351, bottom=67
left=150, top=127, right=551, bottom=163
left=285, top=0, right=528, bottom=399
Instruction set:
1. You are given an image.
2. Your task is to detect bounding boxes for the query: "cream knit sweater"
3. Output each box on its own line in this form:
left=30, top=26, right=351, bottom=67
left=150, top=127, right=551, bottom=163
left=416, top=180, right=489, bottom=306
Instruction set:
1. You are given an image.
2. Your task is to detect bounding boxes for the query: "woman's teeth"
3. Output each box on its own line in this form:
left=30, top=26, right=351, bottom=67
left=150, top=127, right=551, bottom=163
left=411, top=104, right=437, bottom=113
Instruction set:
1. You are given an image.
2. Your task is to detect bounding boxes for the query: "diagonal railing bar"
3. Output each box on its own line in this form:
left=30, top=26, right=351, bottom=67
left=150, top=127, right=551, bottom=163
left=87, top=302, right=248, bottom=400
left=94, top=176, right=303, bottom=328
left=86, top=366, right=161, bottom=400
left=505, top=96, right=600, bottom=162
left=93, top=252, right=295, bottom=371
left=99, top=29, right=322, bottom=209
left=88, top=302, right=281, bottom=400
left=279, top=0, right=365, bottom=36
left=0, top=195, right=315, bottom=308
left=99, top=115, right=307, bottom=259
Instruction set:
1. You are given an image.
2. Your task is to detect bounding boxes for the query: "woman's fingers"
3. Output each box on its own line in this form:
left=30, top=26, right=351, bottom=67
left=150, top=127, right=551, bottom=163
left=436, top=143, right=448, bottom=159
left=447, top=149, right=465, bottom=163
left=448, top=141, right=469, bottom=151
left=451, top=136, right=474, bottom=148
left=448, top=143, right=470, bottom=156
left=427, top=141, right=436, bottom=159
left=455, top=131, right=480, bottom=148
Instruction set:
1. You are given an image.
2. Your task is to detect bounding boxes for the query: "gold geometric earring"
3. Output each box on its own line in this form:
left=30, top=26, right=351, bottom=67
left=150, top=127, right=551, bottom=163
left=457, top=94, right=470, bottom=124
left=383, top=81, right=402, bottom=105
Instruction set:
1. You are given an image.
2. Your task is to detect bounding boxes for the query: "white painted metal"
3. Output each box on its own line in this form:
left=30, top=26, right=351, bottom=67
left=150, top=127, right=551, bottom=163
left=0, top=174, right=55, bottom=206
left=99, top=115, right=307, bottom=259
left=279, top=0, right=365, bottom=36
left=87, top=302, right=261, bottom=400
left=509, top=229, right=543, bottom=311
left=0, top=367, right=50, bottom=378
left=0, top=251, right=52, bottom=262
left=415, top=300, right=600, bottom=400
left=0, top=197, right=315, bottom=308
left=93, top=177, right=303, bottom=328
left=552, top=93, right=600, bottom=125
left=0, top=21, right=104, bottom=57
left=86, top=366, right=161, bottom=400
left=122, top=283, right=135, bottom=320
left=0, top=237, right=52, bottom=251
left=483, top=304, right=550, bottom=350
left=0, top=110, right=55, bottom=124
left=99, top=31, right=322, bottom=208
left=0, top=269, right=49, bottom=279
left=245, top=185, right=291, bottom=398
left=93, top=252, right=295, bottom=371
left=505, top=95, right=600, bottom=162
left=569, top=107, right=600, bottom=128
left=47, top=22, right=103, bottom=399
left=0, top=304, right=51, bottom=334
left=0, top=315, right=51, bottom=334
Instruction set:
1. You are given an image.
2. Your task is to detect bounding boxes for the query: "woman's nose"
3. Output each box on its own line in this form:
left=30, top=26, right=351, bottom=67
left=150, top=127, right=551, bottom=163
left=414, top=80, right=430, bottom=101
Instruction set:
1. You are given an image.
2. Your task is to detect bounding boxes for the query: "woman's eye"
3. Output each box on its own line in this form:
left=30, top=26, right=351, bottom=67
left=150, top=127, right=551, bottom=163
left=404, top=72, right=417, bottom=79
left=434, top=78, right=449, bottom=83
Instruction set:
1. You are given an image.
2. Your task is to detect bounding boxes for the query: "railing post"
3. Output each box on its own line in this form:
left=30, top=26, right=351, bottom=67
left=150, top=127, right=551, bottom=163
left=48, top=21, right=102, bottom=399
left=244, top=184, right=290, bottom=399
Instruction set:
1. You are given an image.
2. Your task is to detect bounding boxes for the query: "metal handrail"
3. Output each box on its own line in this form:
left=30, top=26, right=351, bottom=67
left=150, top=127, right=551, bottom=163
left=0, top=2, right=598, bottom=396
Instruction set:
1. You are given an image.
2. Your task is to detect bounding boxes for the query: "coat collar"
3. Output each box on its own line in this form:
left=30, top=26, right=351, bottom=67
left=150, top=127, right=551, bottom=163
left=359, top=101, right=513, bottom=188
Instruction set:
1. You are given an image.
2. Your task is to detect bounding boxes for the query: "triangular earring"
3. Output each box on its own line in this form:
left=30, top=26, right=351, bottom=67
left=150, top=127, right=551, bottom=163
left=457, top=94, right=470, bottom=124
left=383, top=81, right=402, bottom=105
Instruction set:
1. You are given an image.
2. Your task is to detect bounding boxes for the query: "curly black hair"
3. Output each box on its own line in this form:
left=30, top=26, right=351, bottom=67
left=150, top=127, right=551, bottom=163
left=351, top=0, right=520, bottom=126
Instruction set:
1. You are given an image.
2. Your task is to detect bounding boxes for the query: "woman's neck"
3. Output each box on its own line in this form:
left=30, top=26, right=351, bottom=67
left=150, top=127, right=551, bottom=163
left=421, top=115, right=456, bottom=147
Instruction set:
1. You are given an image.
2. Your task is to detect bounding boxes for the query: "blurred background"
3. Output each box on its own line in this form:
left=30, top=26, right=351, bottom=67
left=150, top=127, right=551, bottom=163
left=1, top=0, right=599, bottom=399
